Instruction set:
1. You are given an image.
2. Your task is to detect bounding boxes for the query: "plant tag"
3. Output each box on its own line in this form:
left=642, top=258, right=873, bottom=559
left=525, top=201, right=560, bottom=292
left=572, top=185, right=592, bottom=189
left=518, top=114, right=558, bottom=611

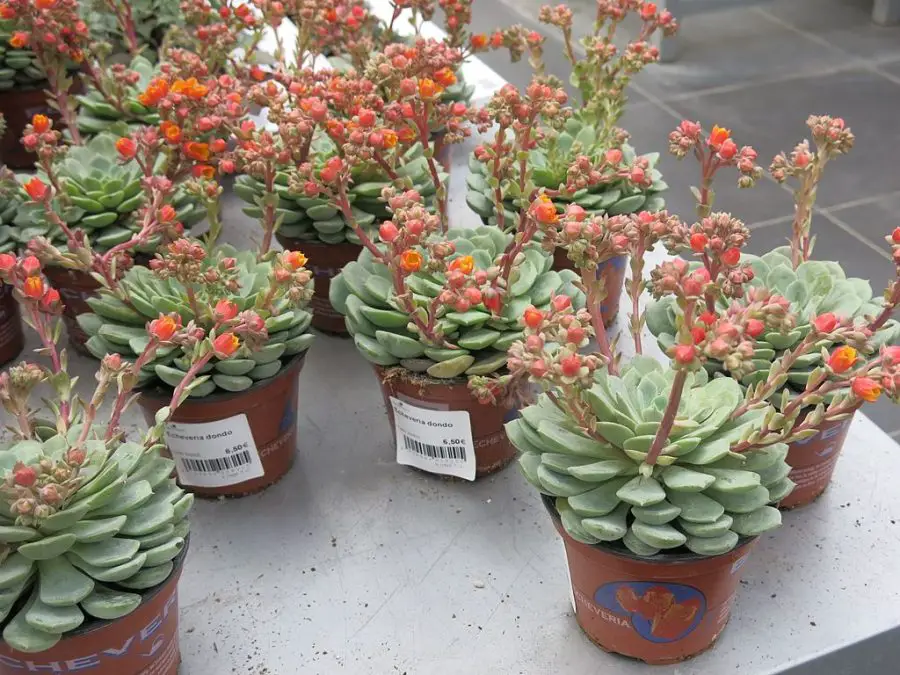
left=559, top=538, right=577, bottom=613
left=165, top=414, right=264, bottom=488
left=390, top=396, right=476, bottom=481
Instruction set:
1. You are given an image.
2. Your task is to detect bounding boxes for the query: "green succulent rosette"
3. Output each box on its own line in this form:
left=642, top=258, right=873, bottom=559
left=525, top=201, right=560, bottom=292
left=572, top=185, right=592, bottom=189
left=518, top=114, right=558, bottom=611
left=233, top=138, right=447, bottom=246
left=77, top=245, right=315, bottom=396
left=0, top=429, right=191, bottom=653
left=646, top=247, right=900, bottom=398
left=329, top=226, right=583, bottom=378
left=85, top=0, right=181, bottom=55
left=76, top=56, right=160, bottom=137
left=0, top=37, right=44, bottom=91
left=509, top=357, right=792, bottom=557
left=12, top=133, right=204, bottom=254
left=466, top=117, right=667, bottom=230
left=0, top=182, right=21, bottom=254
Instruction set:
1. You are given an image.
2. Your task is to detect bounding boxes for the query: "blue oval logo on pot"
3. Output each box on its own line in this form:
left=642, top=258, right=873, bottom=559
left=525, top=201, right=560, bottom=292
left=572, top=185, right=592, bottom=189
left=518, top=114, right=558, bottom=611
left=595, top=581, right=706, bottom=643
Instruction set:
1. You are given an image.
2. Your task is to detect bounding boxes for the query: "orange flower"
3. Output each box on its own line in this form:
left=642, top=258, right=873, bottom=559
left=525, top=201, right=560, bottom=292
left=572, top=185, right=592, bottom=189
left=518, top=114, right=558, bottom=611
left=399, top=250, right=422, bottom=273
left=9, top=32, right=27, bottom=48
left=22, top=276, right=44, bottom=299
left=24, top=177, right=48, bottom=201
left=531, top=195, right=558, bottom=224
left=213, top=332, right=241, bottom=358
left=31, top=114, right=50, bottom=133
left=324, top=7, right=338, bottom=21
left=34, top=0, right=56, bottom=8
left=171, top=77, right=208, bottom=99
left=138, top=78, right=169, bottom=107
left=827, top=346, right=857, bottom=373
left=382, top=129, right=398, bottom=149
left=158, top=205, right=177, bottom=223
left=471, top=33, right=488, bottom=49
left=449, top=255, right=474, bottom=275
left=434, top=68, right=457, bottom=88
left=397, top=126, right=416, bottom=143
left=250, top=65, right=265, bottom=82
left=192, top=164, right=215, bottom=179
left=183, top=142, right=210, bottom=161
left=115, top=137, right=136, bottom=159
left=160, top=121, right=181, bottom=144
left=852, top=377, right=882, bottom=402
left=708, top=125, right=731, bottom=150
left=523, top=306, right=543, bottom=329
left=0, top=5, right=15, bottom=19
left=149, top=314, right=180, bottom=341
left=417, top=78, right=443, bottom=99
left=283, top=250, right=308, bottom=269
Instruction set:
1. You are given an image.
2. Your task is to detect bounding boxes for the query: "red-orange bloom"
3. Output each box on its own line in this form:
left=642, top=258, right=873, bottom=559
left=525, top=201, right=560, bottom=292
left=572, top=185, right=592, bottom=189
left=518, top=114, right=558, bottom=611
left=160, top=121, right=181, bottom=144
left=158, top=205, right=177, bottom=223
left=31, top=114, right=50, bottom=133
left=116, top=137, right=136, bottom=159
left=22, top=276, right=44, bottom=298
left=708, top=125, right=731, bottom=150
left=852, top=377, right=882, bottom=402
left=171, top=77, right=208, bottom=99
left=149, top=314, right=180, bottom=341
left=35, top=0, right=57, bottom=8
left=399, top=250, right=422, bottom=273
left=283, top=250, right=308, bottom=269
left=24, top=177, right=48, bottom=201
left=213, top=332, right=241, bottom=357
left=214, top=299, right=239, bottom=322
left=192, top=164, right=215, bottom=179
left=523, top=306, right=543, bottom=329
left=382, top=129, right=398, bottom=149
left=397, top=127, right=416, bottom=143
left=531, top=195, right=558, bottom=224
left=449, top=255, right=474, bottom=275
left=9, top=32, right=27, bottom=48
left=434, top=68, right=457, bottom=88
left=183, top=142, right=210, bottom=161
left=417, top=79, right=443, bottom=99
left=827, top=346, right=857, bottom=374
left=0, top=5, right=15, bottom=19
left=471, top=33, right=488, bottom=49
left=138, top=78, right=169, bottom=107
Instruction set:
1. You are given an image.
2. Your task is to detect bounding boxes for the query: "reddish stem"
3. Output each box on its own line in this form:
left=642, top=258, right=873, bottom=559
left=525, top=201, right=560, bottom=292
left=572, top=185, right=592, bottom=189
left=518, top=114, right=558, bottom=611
left=644, top=368, right=688, bottom=466
left=259, top=163, right=277, bottom=256
left=580, top=268, right=616, bottom=374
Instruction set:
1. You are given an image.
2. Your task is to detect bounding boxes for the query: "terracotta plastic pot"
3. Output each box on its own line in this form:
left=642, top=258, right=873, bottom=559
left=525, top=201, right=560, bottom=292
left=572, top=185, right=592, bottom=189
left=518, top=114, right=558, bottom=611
left=275, top=236, right=360, bottom=334
left=0, top=284, right=24, bottom=367
left=552, top=250, right=627, bottom=327
left=0, top=547, right=187, bottom=675
left=0, top=88, right=52, bottom=170
left=779, top=413, right=854, bottom=509
left=543, top=495, right=756, bottom=664
left=373, top=365, right=518, bottom=479
left=137, top=355, right=305, bottom=498
left=42, top=265, right=100, bottom=356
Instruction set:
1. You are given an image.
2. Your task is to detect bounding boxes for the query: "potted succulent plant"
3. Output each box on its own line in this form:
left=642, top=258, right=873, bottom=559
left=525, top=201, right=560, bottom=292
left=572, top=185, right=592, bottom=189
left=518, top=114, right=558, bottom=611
left=0, top=141, right=23, bottom=366
left=17, top=116, right=206, bottom=353
left=478, top=165, right=900, bottom=661
left=76, top=54, right=161, bottom=138
left=466, top=0, right=675, bottom=325
left=66, top=101, right=316, bottom=497
left=86, top=0, right=182, bottom=58
left=323, top=82, right=586, bottom=480
left=645, top=117, right=900, bottom=508
left=0, top=253, right=215, bottom=673
left=0, top=0, right=87, bottom=167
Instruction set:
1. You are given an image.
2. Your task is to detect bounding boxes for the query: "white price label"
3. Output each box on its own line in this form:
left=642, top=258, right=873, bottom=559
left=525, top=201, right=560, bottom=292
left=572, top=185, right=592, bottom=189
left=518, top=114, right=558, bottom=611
left=390, top=396, right=476, bottom=481
left=559, top=538, right=576, bottom=613
left=165, top=414, right=264, bottom=488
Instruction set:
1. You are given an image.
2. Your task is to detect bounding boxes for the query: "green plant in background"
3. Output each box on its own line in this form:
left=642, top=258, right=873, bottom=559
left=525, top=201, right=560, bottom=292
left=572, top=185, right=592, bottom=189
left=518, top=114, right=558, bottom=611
left=86, top=0, right=182, bottom=56
left=76, top=55, right=160, bottom=137
left=78, top=243, right=316, bottom=396
left=0, top=30, right=48, bottom=91
left=0, top=255, right=213, bottom=653
left=330, top=222, right=582, bottom=378
left=234, top=138, right=447, bottom=246
left=13, top=132, right=204, bottom=253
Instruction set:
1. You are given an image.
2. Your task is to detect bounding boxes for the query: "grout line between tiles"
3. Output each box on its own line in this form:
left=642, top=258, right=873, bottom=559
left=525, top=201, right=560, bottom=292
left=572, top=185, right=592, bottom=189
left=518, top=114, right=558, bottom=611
left=823, top=190, right=900, bottom=214
left=816, top=209, right=894, bottom=262
left=748, top=215, right=795, bottom=231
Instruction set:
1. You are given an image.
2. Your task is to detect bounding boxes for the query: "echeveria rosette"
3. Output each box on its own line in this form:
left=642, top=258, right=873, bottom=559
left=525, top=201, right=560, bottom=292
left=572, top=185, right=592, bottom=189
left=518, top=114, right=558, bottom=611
left=0, top=431, right=192, bottom=653
left=84, top=0, right=182, bottom=56
left=12, top=133, right=205, bottom=254
left=466, top=121, right=667, bottom=231
left=0, top=172, right=21, bottom=254
left=508, top=357, right=792, bottom=556
left=76, top=55, right=161, bottom=137
left=330, top=226, right=583, bottom=379
left=234, top=138, right=447, bottom=246
left=646, top=247, right=900, bottom=397
left=77, top=244, right=316, bottom=396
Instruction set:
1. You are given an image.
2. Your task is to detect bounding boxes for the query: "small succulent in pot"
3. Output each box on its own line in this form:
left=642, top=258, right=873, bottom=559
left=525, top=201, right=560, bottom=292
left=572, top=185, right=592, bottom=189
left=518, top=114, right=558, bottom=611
left=466, top=0, right=677, bottom=228
left=645, top=117, right=900, bottom=402
left=75, top=54, right=161, bottom=137
left=0, top=253, right=216, bottom=653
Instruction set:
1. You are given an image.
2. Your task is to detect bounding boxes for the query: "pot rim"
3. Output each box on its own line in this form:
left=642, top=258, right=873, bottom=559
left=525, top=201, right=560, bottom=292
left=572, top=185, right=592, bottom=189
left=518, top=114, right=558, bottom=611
left=540, top=493, right=756, bottom=564
left=0, top=538, right=189, bottom=645
left=139, top=352, right=307, bottom=405
left=273, top=235, right=363, bottom=252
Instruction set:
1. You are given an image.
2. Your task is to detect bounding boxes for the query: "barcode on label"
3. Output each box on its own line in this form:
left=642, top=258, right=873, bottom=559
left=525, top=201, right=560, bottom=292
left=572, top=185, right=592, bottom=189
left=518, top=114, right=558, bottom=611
left=402, top=434, right=466, bottom=461
left=181, top=450, right=253, bottom=473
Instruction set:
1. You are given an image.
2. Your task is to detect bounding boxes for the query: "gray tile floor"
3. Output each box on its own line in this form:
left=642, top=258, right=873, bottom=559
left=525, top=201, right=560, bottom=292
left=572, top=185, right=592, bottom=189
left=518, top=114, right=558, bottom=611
left=467, top=0, right=900, bottom=436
